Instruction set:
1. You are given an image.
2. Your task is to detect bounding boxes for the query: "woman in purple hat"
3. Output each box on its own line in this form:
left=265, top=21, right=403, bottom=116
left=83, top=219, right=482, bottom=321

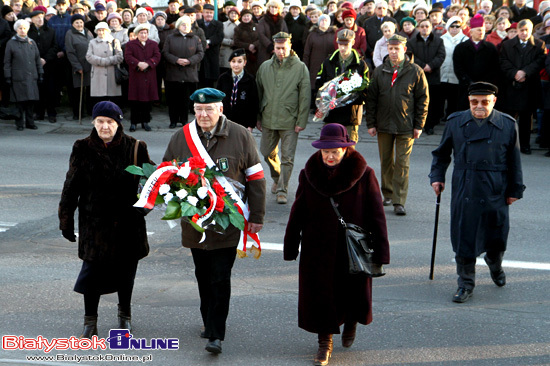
left=284, top=123, right=390, bottom=366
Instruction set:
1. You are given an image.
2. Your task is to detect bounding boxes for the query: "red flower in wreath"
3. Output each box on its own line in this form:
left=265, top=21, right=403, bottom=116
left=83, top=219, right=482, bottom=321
left=188, top=156, right=206, bottom=169
left=212, top=181, right=227, bottom=198
left=214, top=195, right=225, bottom=212
left=186, top=172, right=199, bottom=186
left=157, top=160, right=175, bottom=169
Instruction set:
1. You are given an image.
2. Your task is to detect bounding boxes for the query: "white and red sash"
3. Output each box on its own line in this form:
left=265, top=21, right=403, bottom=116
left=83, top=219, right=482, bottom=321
left=183, top=120, right=263, bottom=257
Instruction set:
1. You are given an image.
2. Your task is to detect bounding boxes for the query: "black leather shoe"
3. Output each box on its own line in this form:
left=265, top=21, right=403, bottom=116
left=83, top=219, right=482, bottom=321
left=452, top=288, right=473, bottom=303
left=169, top=123, right=177, bottom=129
left=129, top=124, right=136, bottom=132
left=394, top=204, right=406, bottom=215
left=520, top=147, right=532, bottom=155
left=484, top=255, right=506, bottom=287
left=26, top=124, right=38, bottom=130
left=16, top=126, right=24, bottom=131
left=205, top=339, right=222, bottom=354
left=142, top=123, right=152, bottom=132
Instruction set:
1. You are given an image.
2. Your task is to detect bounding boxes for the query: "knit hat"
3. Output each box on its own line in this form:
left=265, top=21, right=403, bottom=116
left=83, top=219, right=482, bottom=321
left=400, top=16, right=416, bottom=27
left=469, top=13, right=484, bottom=29
left=154, top=10, right=167, bottom=20
left=33, top=5, right=48, bottom=13
left=134, top=22, right=150, bottom=34
left=319, top=13, right=330, bottom=23
left=92, top=101, right=123, bottom=123
left=71, top=13, right=85, bottom=24
left=46, top=7, right=57, bottom=16
left=312, top=123, right=356, bottom=149
left=240, top=8, right=253, bottom=18
left=94, top=3, right=106, bottom=11
left=445, top=15, right=461, bottom=31
left=342, top=8, right=356, bottom=20
left=135, top=7, right=148, bottom=16
left=106, top=11, right=122, bottom=24
left=228, top=6, right=239, bottom=16
left=175, top=15, right=191, bottom=29
left=340, top=1, right=354, bottom=9
left=94, top=21, right=110, bottom=31
left=288, top=0, right=301, bottom=10
left=144, top=6, right=154, bottom=16
left=1, top=6, right=14, bottom=18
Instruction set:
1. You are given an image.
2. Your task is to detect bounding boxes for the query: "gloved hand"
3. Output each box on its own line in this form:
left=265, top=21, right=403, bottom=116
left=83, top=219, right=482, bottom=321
left=5, top=78, right=11, bottom=86
left=62, top=229, right=76, bottom=242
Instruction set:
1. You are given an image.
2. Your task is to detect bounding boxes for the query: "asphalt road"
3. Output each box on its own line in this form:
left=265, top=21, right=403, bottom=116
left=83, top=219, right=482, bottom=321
left=1, top=114, right=549, bottom=366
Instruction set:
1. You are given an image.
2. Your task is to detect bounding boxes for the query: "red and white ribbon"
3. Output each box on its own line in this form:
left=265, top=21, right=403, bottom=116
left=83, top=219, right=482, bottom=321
left=133, top=165, right=179, bottom=209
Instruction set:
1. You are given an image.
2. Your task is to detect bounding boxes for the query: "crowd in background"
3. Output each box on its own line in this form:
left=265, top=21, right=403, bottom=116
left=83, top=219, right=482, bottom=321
left=1, top=0, right=550, bottom=155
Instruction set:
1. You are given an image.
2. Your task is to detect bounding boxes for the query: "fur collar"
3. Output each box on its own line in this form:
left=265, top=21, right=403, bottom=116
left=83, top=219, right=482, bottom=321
left=304, top=149, right=367, bottom=197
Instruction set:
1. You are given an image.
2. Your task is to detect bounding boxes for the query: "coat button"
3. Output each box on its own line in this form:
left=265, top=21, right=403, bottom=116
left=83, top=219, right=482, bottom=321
left=467, top=141, right=471, bottom=144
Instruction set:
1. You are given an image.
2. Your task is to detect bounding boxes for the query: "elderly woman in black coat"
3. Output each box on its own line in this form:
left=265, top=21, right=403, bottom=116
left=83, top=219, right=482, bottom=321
left=4, top=19, right=43, bottom=130
left=59, top=101, right=153, bottom=339
left=284, top=124, right=389, bottom=366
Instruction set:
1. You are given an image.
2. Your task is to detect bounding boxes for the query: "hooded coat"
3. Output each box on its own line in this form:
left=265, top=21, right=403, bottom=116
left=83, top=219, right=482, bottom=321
left=59, top=128, right=153, bottom=263
left=430, top=110, right=525, bottom=258
left=284, top=149, right=390, bottom=334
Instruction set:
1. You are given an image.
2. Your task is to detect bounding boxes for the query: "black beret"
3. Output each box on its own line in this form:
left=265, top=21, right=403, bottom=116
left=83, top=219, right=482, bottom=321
left=203, top=4, right=215, bottom=10
left=228, top=48, right=246, bottom=61
left=92, top=101, right=124, bottom=123
left=70, top=14, right=85, bottom=24
left=468, top=81, right=498, bottom=96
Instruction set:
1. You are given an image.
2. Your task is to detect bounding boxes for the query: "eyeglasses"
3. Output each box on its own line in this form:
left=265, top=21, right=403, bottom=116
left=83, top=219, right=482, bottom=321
left=194, top=107, right=218, bottom=115
left=469, top=99, right=492, bottom=106
left=449, top=25, right=461, bottom=28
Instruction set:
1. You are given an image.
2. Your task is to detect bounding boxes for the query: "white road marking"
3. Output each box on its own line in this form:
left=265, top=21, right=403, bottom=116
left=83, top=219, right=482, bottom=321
left=0, top=221, right=17, bottom=233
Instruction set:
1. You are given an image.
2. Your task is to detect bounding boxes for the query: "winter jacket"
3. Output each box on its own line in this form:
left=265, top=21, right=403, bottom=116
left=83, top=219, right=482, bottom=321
left=198, top=18, right=224, bottom=81
left=217, top=70, right=260, bottom=129
left=85, top=37, right=123, bottom=97
left=363, top=15, right=397, bottom=57
left=284, top=12, right=308, bottom=59
left=256, top=13, right=288, bottom=65
left=27, top=23, right=59, bottom=63
left=440, top=31, right=468, bottom=84
left=406, top=32, right=446, bottom=85
left=65, top=27, right=93, bottom=87
left=233, top=20, right=260, bottom=74
left=256, top=51, right=311, bottom=129
left=110, top=27, right=129, bottom=46
left=3, top=35, right=43, bottom=102
left=48, top=12, right=72, bottom=51
left=162, top=116, right=266, bottom=250
left=453, top=40, right=500, bottom=86
left=303, top=25, right=337, bottom=87
left=162, top=31, right=204, bottom=83
left=219, top=19, right=239, bottom=68
left=125, top=39, right=161, bottom=101
left=366, top=54, right=429, bottom=133
left=59, top=128, right=153, bottom=263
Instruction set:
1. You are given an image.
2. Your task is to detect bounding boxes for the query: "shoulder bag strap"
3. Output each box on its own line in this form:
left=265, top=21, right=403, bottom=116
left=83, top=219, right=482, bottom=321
left=329, top=197, right=347, bottom=229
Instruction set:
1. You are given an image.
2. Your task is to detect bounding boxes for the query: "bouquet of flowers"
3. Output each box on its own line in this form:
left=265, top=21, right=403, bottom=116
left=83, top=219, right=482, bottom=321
left=125, top=157, right=245, bottom=235
left=313, top=70, right=369, bottom=122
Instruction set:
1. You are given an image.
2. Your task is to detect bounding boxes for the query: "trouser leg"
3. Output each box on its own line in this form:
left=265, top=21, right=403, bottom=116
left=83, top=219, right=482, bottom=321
left=165, top=81, right=180, bottom=125
left=485, top=250, right=504, bottom=272
left=392, top=134, right=415, bottom=206
left=346, top=125, right=359, bottom=143
left=25, top=102, right=35, bottom=126
left=260, top=127, right=281, bottom=185
left=455, top=256, right=476, bottom=290
left=517, top=111, right=533, bottom=150
left=191, top=247, right=236, bottom=341
left=377, top=132, right=396, bottom=201
left=84, top=292, right=101, bottom=317
left=277, top=129, right=299, bottom=195
left=15, top=102, right=24, bottom=128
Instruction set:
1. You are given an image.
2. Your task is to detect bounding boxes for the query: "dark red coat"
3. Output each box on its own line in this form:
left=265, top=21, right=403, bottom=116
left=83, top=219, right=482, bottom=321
left=124, top=39, right=161, bottom=102
left=284, top=149, right=390, bottom=334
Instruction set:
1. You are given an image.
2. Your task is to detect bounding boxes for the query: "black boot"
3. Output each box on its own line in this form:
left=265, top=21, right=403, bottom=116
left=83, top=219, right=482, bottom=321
left=342, top=322, right=357, bottom=348
left=314, top=333, right=333, bottom=366
left=129, top=124, right=136, bottom=132
left=142, top=122, right=151, bottom=132
left=79, top=315, right=98, bottom=339
left=118, top=304, right=132, bottom=332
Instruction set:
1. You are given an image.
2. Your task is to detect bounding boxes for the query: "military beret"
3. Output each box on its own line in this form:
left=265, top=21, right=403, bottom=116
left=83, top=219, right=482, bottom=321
left=337, top=28, right=355, bottom=44
left=468, top=82, right=498, bottom=96
left=272, top=31, right=291, bottom=42
left=190, top=88, right=226, bottom=103
left=92, top=101, right=123, bottom=123
left=387, top=34, right=407, bottom=45
left=228, top=48, right=246, bottom=61
left=203, top=4, right=215, bottom=10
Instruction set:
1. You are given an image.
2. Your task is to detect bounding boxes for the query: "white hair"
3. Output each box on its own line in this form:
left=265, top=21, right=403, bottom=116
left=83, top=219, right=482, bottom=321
left=480, top=0, right=493, bottom=7
left=14, top=19, right=30, bottom=31
left=375, top=0, right=388, bottom=8
left=380, top=20, right=396, bottom=31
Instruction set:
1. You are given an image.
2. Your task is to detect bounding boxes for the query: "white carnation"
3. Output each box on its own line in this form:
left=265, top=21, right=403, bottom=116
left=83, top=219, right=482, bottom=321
left=159, top=184, right=171, bottom=195
left=187, top=196, right=199, bottom=206
left=164, top=192, right=174, bottom=204
left=197, top=186, right=208, bottom=199
left=177, top=165, right=191, bottom=179
left=176, top=189, right=188, bottom=200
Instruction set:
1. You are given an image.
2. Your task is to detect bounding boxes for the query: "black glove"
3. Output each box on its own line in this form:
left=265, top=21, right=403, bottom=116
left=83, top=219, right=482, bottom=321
left=5, top=78, right=11, bottom=85
left=62, top=229, right=76, bottom=242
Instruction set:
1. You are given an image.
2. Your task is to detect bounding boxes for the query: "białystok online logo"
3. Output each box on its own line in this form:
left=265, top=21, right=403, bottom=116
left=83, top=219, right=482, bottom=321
left=2, top=330, right=179, bottom=353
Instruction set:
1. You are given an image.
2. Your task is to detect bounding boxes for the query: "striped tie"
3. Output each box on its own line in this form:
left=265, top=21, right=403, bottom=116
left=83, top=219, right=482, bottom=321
left=231, top=76, right=239, bottom=106
left=391, top=68, right=398, bottom=87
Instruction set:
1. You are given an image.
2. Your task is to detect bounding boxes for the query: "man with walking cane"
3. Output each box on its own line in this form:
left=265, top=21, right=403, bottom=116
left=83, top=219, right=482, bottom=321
left=429, top=82, right=525, bottom=303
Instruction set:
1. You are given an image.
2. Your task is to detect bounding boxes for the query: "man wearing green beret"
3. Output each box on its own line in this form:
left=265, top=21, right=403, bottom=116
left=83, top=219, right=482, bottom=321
left=256, top=31, right=310, bottom=204
left=163, top=87, right=266, bottom=354
left=366, top=34, right=429, bottom=216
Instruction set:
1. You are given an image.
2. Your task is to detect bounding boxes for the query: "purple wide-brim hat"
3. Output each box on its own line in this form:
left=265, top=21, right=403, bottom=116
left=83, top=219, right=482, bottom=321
left=312, top=123, right=356, bottom=149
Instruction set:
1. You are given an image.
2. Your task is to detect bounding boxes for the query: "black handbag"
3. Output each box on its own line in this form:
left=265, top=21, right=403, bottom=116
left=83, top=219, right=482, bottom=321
left=112, top=41, right=128, bottom=85
left=330, top=197, right=385, bottom=277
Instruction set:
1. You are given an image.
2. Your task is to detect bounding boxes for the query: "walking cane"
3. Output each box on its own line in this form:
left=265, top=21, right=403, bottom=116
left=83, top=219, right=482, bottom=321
left=429, top=192, right=441, bottom=280
left=78, top=72, right=84, bottom=125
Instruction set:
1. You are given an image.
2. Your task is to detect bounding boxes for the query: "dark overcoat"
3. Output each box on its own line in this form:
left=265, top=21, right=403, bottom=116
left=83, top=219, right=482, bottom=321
left=65, top=27, right=94, bottom=87
left=284, top=149, right=390, bottom=334
left=198, top=18, right=224, bottom=80
left=406, top=32, right=446, bottom=85
left=363, top=15, right=397, bottom=57
left=284, top=12, right=308, bottom=59
left=233, top=20, right=260, bottom=74
left=429, top=110, right=525, bottom=258
left=3, top=36, right=43, bottom=102
left=499, top=36, right=546, bottom=112
left=59, top=128, right=153, bottom=263
left=216, top=70, right=259, bottom=129
left=303, top=25, right=337, bottom=88
left=124, top=39, right=161, bottom=102
left=256, top=14, right=288, bottom=65
left=162, top=31, right=204, bottom=83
